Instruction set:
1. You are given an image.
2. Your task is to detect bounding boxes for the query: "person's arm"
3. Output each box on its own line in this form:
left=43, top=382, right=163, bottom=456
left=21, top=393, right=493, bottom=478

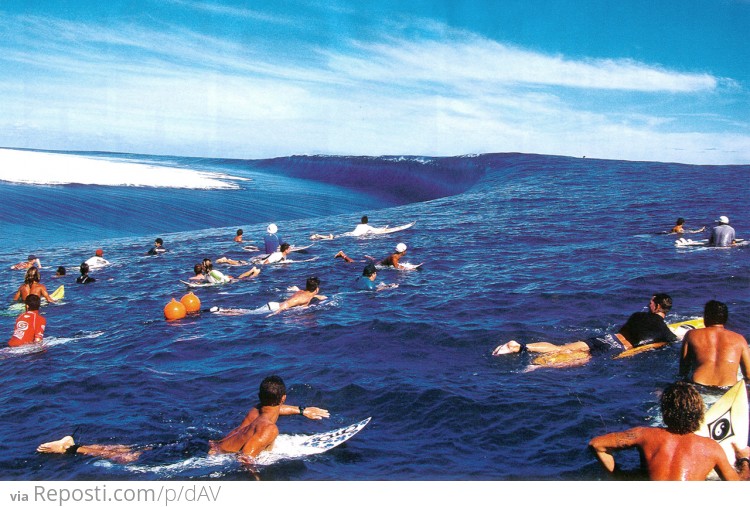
left=733, top=443, right=750, bottom=480
left=40, top=286, right=56, bottom=303
left=679, top=337, right=693, bottom=378
left=279, top=405, right=330, bottom=420
left=739, top=344, right=750, bottom=381
left=34, top=321, right=45, bottom=343
left=12, top=289, right=21, bottom=301
left=589, top=428, right=641, bottom=473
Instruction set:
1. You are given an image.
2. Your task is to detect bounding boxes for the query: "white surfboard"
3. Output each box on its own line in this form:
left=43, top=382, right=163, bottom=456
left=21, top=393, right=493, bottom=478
left=696, top=380, right=748, bottom=469
left=340, top=221, right=415, bottom=237
left=255, top=417, right=371, bottom=465
left=289, top=243, right=313, bottom=252
left=675, top=237, right=747, bottom=248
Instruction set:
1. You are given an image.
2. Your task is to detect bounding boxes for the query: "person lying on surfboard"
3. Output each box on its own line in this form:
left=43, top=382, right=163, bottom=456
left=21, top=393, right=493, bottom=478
left=589, top=382, right=750, bottom=480
left=261, top=243, right=291, bottom=264
left=10, top=254, right=42, bottom=271
left=268, top=277, right=326, bottom=317
left=493, top=293, right=678, bottom=360
left=680, top=300, right=750, bottom=388
left=36, top=376, right=329, bottom=463
left=335, top=243, right=410, bottom=269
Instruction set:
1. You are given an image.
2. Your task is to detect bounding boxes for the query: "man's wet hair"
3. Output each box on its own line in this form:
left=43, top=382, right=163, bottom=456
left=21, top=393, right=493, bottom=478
left=80, top=262, right=90, bottom=275
left=661, top=381, right=704, bottom=434
left=193, top=263, right=203, bottom=275
left=652, top=293, right=672, bottom=313
left=25, top=294, right=41, bottom=311
left=361, top=215, right=368, bottom=224
left=363, top=264, right=377, bottom=277
left=305, top=276, right=320, bottom=292
left=704, top=300, right=729, bottom=326
left=258, top=375, right=286, bottom=406
left=280, top=243, right=291, bottom=253
left=236, top=229, right=243, bottom=235
left=675, top=218, right=685, bottom=226
left=155, top=238, right=163, bottom=246
left=56, top=266, right=66, bottom=276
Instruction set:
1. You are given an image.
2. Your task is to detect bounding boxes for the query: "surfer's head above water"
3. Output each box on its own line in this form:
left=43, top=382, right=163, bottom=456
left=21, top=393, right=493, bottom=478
left=25, top=294, right=41, bottom=311
left=305, top=276, right=320, bottom=292
left=651, top=293, right=672, bottom=313
left=24, top=266, right=41, bottom=286
left=363, top=264, right=377, bottom=278
left=267, top=223, right=278, bottom=234
left=259, top=375, right=287, bottom=406
left=704, top=300, right=729, bottom=327
left=395, top=243, right=407, bottom=253
left=361, top=215, right=368, bottom=224
left=661, top=382, right=704, bottom=434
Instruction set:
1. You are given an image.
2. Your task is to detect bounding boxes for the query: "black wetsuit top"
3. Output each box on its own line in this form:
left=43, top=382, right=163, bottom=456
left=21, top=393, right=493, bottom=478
left=618, top=312, right=677, bottom=347
left=76, top=275, right=96, bottom=284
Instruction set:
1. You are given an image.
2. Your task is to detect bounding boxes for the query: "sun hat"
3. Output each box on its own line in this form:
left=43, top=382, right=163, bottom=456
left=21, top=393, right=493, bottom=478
left=717, top=216, right=730, bottom=224
left=267, top=223, right=278, bottom=234
left=395, top=243, right=407, bottom=253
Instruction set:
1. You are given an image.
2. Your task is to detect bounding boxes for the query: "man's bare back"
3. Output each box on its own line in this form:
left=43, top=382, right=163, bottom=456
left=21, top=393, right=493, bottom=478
left=210, top=406, right=279, bottom=457
left=680, top=325, right=750, bottom=387
left=590, top=426, right=738, bottom=480
left=15, top=282, right=54, bottom=303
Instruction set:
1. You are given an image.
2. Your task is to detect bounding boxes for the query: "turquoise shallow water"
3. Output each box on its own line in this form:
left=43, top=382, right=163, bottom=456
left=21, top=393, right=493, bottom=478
left=0, top=150, right=748, bottom=480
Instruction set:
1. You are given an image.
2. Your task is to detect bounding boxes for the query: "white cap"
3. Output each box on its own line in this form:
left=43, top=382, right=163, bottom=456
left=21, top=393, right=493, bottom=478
left=267, top=223, right=278, bottom=234
left=717, top=216, right=730, bottom=224
left=395, top=243, right=407, bottom=253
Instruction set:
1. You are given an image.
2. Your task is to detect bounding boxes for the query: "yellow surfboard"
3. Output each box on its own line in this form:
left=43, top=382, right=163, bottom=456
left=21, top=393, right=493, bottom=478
left=50, top=285, right=64, bottom=300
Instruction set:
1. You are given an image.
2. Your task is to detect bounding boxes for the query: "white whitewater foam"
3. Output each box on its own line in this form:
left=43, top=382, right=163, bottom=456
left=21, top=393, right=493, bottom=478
left=0, top=148, right=245, bottom=189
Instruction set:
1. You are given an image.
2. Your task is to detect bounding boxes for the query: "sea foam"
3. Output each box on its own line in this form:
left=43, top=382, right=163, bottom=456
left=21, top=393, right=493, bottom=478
left=0, top=148, right=245, bottom=189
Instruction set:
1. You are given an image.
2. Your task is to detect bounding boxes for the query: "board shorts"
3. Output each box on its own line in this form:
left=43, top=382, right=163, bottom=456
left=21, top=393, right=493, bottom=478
left=582, top=335, right=619, bottom=354
left=135, top=436, right=212, bottom=464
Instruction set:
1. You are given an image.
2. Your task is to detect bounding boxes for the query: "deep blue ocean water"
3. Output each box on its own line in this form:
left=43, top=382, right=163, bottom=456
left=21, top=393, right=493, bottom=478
left=0, top=149, right=748, bottom=480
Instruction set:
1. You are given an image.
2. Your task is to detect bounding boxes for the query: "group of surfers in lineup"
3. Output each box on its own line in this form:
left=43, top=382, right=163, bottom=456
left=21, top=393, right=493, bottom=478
left=7, top=213, right=750, bottom=479
left=492, top=214, right=750, bottom=480
left=6, top=216, right=416, bottom=469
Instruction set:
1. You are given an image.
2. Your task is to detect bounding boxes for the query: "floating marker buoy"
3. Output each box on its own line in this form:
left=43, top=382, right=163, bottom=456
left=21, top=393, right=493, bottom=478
left=180, top=292, right=201, bottom=313
left=164, top=298, right=187, bottom=321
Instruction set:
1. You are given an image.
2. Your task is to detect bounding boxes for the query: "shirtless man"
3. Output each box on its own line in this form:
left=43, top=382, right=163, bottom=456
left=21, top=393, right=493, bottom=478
left=234, top=229, right=244, bottom=242
left=268, top=277, right=326, bottom=316
left=493, top=293, right=677, bottom=357
left=13, top=266, right=56, bottom=303
left=679, top=300, right=750, bottom=388
left=589, top=381, right=749, bottom=480
left=11, top=255, right=42, bottom=270
left=670, top=217, right=704, bottom=234
left=36, top=376, right=328, bottom=463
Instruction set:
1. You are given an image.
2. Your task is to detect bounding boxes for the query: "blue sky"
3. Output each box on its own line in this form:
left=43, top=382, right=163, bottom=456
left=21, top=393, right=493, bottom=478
left=1, top=0, right=749, bottom=164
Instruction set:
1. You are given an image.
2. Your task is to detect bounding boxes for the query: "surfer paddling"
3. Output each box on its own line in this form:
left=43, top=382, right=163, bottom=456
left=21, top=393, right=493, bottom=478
left=36, top=376, right=329, bottom=463
left=589, top=381, right=750, bottom=480
left=679, top=300, right=750, bottom=388
left=670, top=217, right=704, bottom=234
left=10, top=255, right=42, bottom=271
left=493, top=294, right=678, bottom=363
left=268, top=276, right=326, bottom=316
left=335, top=243, right=410, bottom=269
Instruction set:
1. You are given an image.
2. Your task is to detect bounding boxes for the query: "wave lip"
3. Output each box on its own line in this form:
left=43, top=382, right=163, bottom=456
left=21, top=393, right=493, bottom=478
left=0, top=148, right=245, bottom=189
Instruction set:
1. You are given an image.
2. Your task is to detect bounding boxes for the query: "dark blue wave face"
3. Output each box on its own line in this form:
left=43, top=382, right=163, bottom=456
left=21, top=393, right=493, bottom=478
left=0, top=150, right=748, bottom=481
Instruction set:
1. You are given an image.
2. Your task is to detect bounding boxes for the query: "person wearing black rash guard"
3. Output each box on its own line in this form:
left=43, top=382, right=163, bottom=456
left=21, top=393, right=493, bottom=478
left=614, top=293, right=677, bottom=348
left=493, top=293, right=678, bottom=358
left=75, top=263, right=96, bottom=284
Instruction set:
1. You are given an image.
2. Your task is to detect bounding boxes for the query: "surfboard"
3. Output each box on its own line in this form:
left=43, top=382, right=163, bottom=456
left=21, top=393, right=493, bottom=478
left=5, top=285, right=65, bottom=315
left=613, top=318, right=705, bottom=359
left=254, top=417, right=371, bottom=465
left=377, top=262, right=423, bottom=271
left=50, top=285, right=64, bottom=300
left=340, top=221, right=416, bottom=237
left=675, top=237, right=747, bottom=248
left=695, top=380, right=749, bottom=467
left=180, top=279, right=235, bottom=288
left=289, top=244, right=313, bottom=252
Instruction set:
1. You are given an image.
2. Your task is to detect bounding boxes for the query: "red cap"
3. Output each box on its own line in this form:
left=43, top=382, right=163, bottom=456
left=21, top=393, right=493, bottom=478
left=95, top=249, right=103, bottom=256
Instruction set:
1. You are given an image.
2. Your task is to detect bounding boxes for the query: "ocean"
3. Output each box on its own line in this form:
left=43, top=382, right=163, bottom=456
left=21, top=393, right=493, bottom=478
left=0, top=148, right=748, bottom=480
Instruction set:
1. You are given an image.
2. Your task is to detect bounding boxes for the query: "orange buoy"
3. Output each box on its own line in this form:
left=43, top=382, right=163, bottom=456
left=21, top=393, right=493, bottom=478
left=180, top=292, right=201, bottom=313
left=164, top=298, right=187, bottom=321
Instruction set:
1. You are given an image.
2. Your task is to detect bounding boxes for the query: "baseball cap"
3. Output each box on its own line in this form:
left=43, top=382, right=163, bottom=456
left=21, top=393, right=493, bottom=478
left=717, top=216, right=730, bottom=224
left=95, top=249, right=104, bottom=256
left=267, top=223, right=278, bottom=234
left=395, top=243, right=407, bottom=253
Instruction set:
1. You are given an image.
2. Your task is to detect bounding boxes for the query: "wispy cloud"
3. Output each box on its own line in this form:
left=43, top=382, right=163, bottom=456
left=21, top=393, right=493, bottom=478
left=0, top=12, right=746, bottom=164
